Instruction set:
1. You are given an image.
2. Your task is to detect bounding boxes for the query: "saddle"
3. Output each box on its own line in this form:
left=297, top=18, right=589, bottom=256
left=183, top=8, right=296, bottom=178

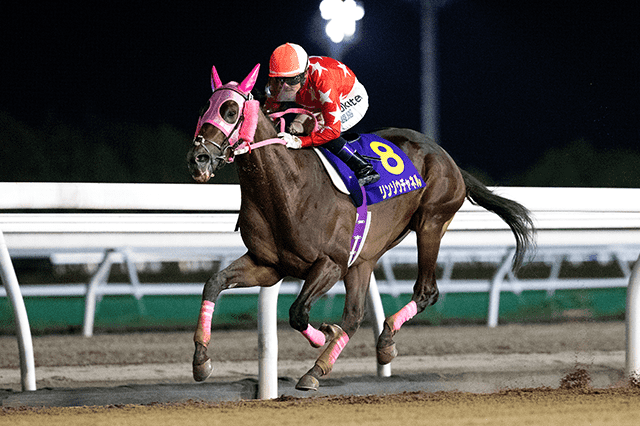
left=316, top=133, right=426, bottom=208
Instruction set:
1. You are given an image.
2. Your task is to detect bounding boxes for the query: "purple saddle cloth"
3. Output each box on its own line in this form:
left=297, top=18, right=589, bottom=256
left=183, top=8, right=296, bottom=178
left=320, top=133, right=425, bottom=207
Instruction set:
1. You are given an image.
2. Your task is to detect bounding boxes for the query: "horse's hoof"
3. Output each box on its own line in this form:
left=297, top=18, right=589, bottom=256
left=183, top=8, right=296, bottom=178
left=319, top=323, right=342, bottom=340
left=193, top=358, right=213, bottom=382
left=377, top=343, right=398, bottom=365
left=295, top=374, right=319, bottom=391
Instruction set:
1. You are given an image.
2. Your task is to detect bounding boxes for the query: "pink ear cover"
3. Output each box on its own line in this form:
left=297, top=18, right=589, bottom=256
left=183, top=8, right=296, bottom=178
left=239, top=99, right=260, bottom=142
left=238, top=63, right=260, bottom=94
left=211, top=65, right=223, bottom=91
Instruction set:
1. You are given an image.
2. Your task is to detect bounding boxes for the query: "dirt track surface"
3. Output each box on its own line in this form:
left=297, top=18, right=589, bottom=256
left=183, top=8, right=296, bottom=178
left=2, top=321, right=639, bottom=425
left=0, top=321, right=626, bottom=368
left=1, top=387, right=639, bottom=426
left=0, top=321, right=627, bottom=389
left=0, top=321, right=627, bottom=369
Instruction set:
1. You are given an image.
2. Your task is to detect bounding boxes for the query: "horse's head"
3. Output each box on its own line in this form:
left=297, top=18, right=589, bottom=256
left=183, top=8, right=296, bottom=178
left=187, top=63, right=261, bottom=183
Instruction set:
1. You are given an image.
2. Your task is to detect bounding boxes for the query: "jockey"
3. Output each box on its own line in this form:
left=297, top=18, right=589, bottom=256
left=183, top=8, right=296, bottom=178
left=265, top=42, right=380, bottom=186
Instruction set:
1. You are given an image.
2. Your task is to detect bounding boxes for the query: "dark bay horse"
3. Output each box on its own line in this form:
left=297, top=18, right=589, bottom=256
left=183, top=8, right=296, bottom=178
left=187, top=64, right=535, bottom=391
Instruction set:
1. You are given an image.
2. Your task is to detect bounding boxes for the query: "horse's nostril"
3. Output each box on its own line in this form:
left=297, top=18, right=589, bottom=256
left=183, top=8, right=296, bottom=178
left=196, top=154, right=210, bottom=163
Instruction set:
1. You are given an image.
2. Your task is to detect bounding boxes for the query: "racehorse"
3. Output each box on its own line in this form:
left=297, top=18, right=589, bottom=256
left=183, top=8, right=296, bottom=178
left=187, top=64, right=535, bottom=391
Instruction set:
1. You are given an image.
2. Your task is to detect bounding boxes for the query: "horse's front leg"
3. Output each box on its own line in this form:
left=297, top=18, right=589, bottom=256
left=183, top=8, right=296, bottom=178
left=295, top=262, right=374, bottom=391
left=193, top=253, right=281, bottom=382
left=287, top=256, right=342, bottom=338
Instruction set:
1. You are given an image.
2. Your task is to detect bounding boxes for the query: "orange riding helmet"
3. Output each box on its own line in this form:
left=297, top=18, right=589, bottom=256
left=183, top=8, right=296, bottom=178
left=269, top=43, right=309, bottom=77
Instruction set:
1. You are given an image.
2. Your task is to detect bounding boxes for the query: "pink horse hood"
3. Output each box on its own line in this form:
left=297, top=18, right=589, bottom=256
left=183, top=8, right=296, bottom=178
left=194, top=64, right=260, bottom=140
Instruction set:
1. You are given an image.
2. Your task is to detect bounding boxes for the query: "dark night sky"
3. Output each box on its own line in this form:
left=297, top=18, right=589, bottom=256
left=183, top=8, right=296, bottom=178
left=2, top=0, right=638, bottom=183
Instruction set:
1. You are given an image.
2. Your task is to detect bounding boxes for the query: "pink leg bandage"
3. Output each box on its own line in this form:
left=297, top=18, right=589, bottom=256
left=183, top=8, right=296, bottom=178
left=391, top=301, right=418, bottom=332
left=195, top=300, right=215, bottom=346
left=327, top=333, right=350, bottom=366
left=315, top=326, right=350, bottom=376
left=302, top=324, right=326, bottom=347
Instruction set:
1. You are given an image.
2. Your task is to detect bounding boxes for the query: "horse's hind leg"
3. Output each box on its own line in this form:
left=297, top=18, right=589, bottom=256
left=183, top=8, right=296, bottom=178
left=193, top=253, right=281, bottom=382
left=376, top=223, right=444, bottom=365
left=296, top=262, right=374, bottom=391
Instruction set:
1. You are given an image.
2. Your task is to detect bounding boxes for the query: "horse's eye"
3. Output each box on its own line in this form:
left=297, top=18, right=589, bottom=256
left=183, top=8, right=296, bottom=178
left=220, top=100, right=239, bottom=124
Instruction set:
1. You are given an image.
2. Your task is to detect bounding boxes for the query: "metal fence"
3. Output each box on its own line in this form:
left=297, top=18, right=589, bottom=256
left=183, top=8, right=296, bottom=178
left=2, top=183, right=640, bottom=396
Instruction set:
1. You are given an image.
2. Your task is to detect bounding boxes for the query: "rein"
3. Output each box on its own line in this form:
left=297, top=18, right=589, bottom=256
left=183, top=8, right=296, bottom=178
left=233, top=107, right=318, bottom=156
left=193, top=86, right=317, bottom=164
left=268, top=108, right=318, bottom=133
left=193, top=135, right=235, bottom=165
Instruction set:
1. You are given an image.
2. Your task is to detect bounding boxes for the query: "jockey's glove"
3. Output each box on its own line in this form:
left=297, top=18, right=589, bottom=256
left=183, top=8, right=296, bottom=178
left=288, top=121, right=305, bottom=135
left=277, top=132, right=302, bottom=149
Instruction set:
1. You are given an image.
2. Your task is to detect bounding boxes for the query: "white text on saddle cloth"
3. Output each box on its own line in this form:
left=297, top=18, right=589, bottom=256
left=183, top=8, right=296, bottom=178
left=378, top=174, right=424, bottom=200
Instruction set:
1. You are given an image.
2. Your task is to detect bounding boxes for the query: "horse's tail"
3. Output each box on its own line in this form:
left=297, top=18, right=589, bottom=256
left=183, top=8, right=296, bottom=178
left=461, top=169, right=536, bottom=272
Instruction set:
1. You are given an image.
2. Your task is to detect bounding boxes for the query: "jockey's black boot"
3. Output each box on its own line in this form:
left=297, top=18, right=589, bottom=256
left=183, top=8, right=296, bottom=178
left=345, top=154, right=380, bottom=186
left=324, top=137, right=380, bottom=186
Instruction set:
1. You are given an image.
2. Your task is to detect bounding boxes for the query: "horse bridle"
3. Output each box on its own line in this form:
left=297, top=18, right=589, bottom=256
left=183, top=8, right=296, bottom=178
left=192, top=134, right=235, bottom=167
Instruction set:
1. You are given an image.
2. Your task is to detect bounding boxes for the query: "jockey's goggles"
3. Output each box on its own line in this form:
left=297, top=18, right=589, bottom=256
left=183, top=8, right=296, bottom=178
left=271, top=73, right=305, bottom=87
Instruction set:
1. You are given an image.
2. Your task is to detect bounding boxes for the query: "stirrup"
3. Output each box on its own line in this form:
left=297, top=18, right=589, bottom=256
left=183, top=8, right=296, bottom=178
left=356, top=167, right=380, bottom=186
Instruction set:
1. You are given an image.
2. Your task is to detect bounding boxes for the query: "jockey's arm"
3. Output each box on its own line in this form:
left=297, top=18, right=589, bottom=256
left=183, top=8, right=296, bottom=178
left=289, top=114, right=314, bottom=136
left=298, top=101, right=341, bottom=147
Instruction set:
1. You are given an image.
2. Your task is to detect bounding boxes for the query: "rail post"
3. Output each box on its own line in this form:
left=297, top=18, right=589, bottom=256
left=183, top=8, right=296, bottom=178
left=487, top=248, right=516, bottom=328
left=258, top=280, right=282, bottom=399
left=82, top=250, right=118, bottom=337
left=0, top=230, right=36, bottom=391
left=626, top=254, right=640, bottom=381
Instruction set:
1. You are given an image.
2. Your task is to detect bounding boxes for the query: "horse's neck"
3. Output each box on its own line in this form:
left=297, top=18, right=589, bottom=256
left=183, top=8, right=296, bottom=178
left=236, top=115, right=311, bottom=208
left=236, top=142, right=306, bottom=196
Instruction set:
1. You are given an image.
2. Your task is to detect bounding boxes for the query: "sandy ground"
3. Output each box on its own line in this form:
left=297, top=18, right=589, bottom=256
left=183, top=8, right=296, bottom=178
left=3, top=321, right=639, bottom=426
left=2, top=387, right=640, bottom=426
left=0, top=321, right=627, bottom=391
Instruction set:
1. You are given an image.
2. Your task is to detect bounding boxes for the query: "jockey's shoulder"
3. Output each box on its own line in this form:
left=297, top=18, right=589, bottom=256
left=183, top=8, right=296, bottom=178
left=309, top=55, right=343, bottom=67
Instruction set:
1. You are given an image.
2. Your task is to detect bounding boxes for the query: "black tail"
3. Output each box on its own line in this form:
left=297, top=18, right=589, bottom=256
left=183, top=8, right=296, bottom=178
left=461, top=169, right=536, bottom=272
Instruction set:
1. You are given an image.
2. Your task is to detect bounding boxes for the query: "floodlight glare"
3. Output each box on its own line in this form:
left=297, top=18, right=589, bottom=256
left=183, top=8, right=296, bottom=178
left=319, top=0, right=364, bottom=44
